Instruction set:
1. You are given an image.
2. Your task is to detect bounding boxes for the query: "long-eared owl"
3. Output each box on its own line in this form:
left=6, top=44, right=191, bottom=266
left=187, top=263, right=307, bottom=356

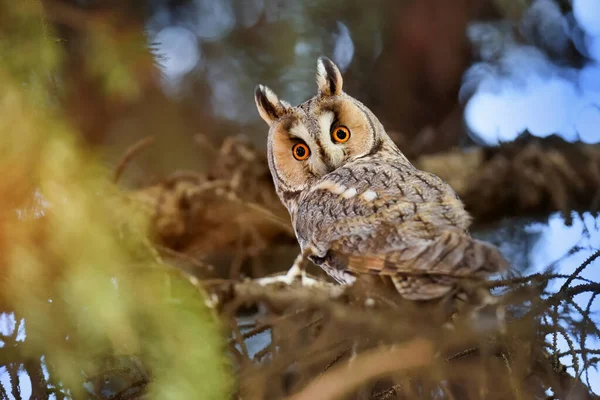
left=254, top=57, right=508, bottom=300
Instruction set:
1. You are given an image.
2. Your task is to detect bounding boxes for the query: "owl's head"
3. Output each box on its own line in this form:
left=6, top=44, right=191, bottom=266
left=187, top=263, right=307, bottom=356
left=254, top=56, right=397, bottom=203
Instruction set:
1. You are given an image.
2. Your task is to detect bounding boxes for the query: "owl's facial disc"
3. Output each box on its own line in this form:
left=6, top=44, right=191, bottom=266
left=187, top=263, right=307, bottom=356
left=313, top=97, right=377, bottom=165
left=267, top=114, right=325, bottom=194
left=258, top=56, right=385, bottom=199
left=268, top=94, right=381, bottom=194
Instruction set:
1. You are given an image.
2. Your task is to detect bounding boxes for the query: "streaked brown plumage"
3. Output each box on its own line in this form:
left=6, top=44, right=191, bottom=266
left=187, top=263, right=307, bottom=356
left=254, top=56, right=508, bottom=300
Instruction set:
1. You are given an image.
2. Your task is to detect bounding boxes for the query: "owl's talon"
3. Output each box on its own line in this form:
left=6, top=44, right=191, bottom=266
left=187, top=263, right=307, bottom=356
left=285, top=255, right=305, bottom=281
left=256, top=270, right=320, bottom=287
left=286, top=251, right=320, bottom=286
left=257, top=251, right=320, bottom=287
left=299, top=273, right=320, bottom=287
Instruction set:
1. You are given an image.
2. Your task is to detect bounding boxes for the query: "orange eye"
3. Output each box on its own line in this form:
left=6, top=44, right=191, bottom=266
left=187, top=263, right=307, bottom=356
left=332, top=126, right=351, bottom=143
left=292, top=143, right=310, bottom=160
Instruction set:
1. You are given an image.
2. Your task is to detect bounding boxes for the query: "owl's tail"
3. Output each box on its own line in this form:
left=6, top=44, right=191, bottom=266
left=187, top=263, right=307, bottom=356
left=343, top=230, right=509, bottom=300
left=414, top=229, right=510, bottom=277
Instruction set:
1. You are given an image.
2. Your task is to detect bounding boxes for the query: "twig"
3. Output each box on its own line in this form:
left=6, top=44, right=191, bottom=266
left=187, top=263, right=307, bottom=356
left=558, top=250, right=600, bottom=294
left=228, top=323, right=271, bottom=344
left=252, top=343, right=274, bottom=362
left=154, top=244, right=215, bottom=272
left=371, top=384, right=403, bottom=400
left=114, top=136, right=156, bottom=184
left=287, top=338, right=434, bottom=400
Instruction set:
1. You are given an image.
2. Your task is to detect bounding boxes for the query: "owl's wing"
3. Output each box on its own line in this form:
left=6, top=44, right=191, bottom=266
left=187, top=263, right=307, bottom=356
left=295, top=161, right=508, bottom=299
left=330, top=228, right=508, bottom=277
left=296, top=161, right=473, bottom=255
left=326, top=229, right=509, bottom=300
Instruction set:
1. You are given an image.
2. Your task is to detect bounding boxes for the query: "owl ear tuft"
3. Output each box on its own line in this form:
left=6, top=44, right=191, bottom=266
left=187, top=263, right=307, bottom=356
left=316, top=56, right=343, bottom=96
left=254, top=84, right=290, bottom=126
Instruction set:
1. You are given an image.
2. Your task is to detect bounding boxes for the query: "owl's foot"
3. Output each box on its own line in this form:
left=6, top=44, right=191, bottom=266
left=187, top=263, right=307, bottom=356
left=257, top=251, right=320, bottom=287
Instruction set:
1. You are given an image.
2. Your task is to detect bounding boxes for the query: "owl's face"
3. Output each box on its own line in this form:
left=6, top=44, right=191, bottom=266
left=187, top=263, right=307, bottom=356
left=255, top=57, right=396, bottom=205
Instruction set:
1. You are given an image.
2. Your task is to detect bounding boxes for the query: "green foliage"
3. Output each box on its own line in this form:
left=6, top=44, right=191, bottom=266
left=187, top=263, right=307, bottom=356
left=0, top=2, right=231, bottom=398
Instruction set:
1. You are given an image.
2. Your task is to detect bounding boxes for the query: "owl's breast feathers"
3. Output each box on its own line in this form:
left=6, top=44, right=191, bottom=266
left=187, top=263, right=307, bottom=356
left=294, top=159, right=509, bottom=299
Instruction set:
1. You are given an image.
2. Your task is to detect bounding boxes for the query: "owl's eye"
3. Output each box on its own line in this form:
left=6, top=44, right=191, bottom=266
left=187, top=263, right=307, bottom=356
left=292, top=143, right=310, bottom=160
left=332, top=126, right=351, bottom=143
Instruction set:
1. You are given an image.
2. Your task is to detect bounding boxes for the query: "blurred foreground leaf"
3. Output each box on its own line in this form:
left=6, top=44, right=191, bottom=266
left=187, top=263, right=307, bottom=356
left=0, top=2, right=231, bottom=398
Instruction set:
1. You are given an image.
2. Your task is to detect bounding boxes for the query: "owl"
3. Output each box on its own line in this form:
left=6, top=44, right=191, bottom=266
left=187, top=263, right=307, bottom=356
left=254, top=57, right=508, bottom=300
